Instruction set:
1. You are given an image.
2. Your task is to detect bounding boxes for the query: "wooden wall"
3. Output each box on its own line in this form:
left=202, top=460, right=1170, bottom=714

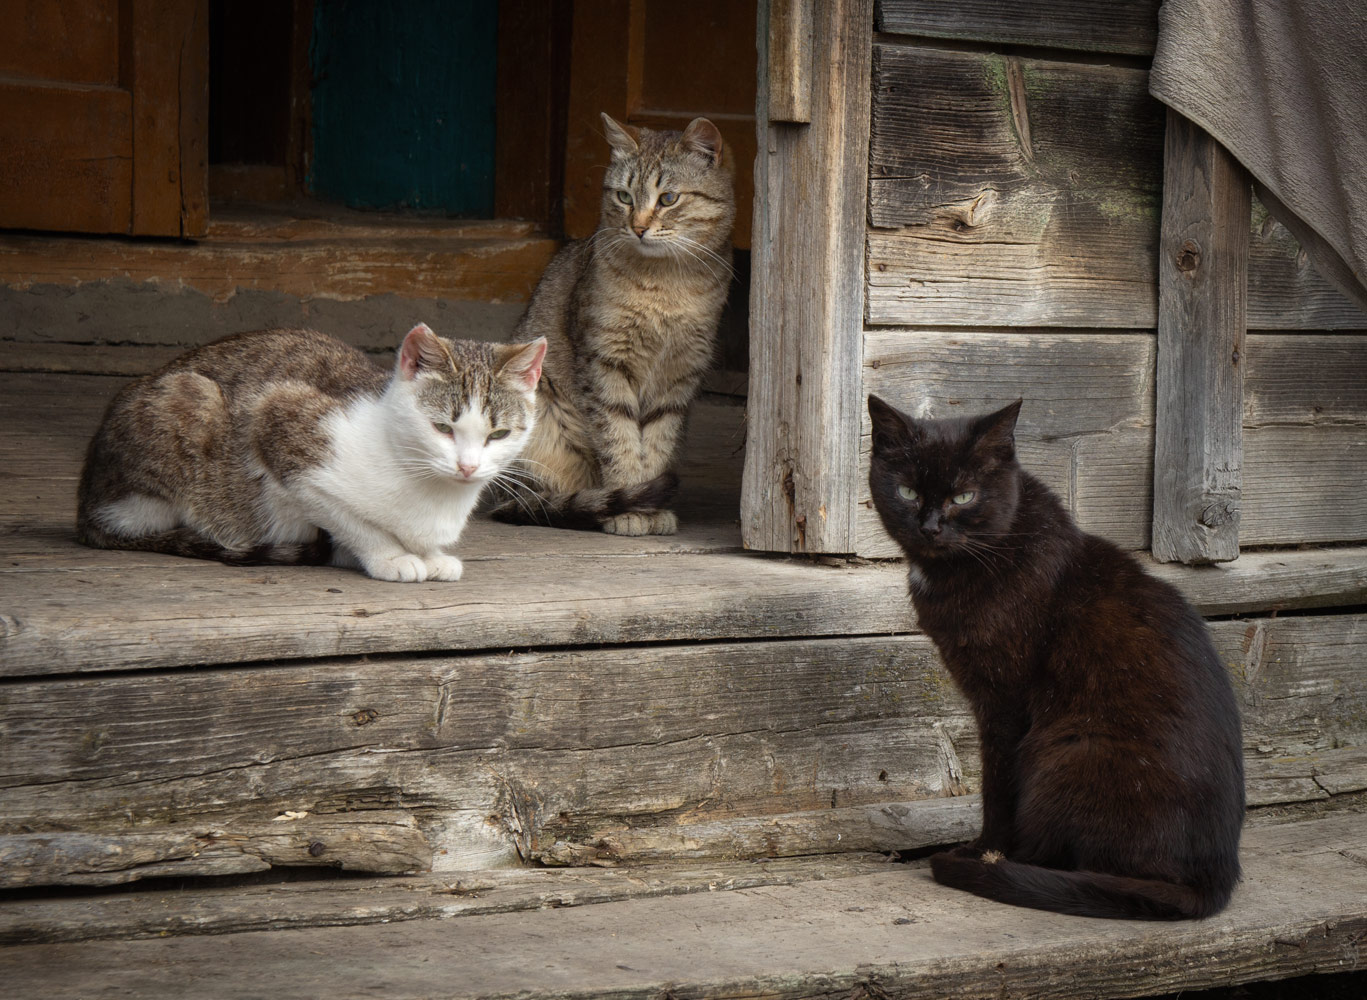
left=853, top=0, right=1367, bottom=558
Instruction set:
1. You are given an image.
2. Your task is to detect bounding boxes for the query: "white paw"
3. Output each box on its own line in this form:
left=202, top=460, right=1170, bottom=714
left=364, top=553, right=429, bottom=582
left=423, top=553, right=464, bottom=581
left=602, top=510, right=677, bottom=536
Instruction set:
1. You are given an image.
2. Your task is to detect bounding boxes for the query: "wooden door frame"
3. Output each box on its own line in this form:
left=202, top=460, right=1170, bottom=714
left=742, top=0, right=873, bottom=554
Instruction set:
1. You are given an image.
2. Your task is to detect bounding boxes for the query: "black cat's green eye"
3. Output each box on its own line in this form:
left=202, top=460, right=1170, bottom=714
left=897, top=485, right=918, bottom=502
left=486, top=429, right=511, bottom=442
left=952, top=491, right=976, bottom=505
left=433, top=422, right=452, bottom=435
left=658, top=191, right=679, bottom=206
left=616, top=190, right=633, bottom=205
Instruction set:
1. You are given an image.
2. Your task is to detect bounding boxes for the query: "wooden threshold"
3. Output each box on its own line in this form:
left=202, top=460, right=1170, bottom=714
left=0, top=202, right=559, bottom=305
left=1, top=814, right=1363, bottom=998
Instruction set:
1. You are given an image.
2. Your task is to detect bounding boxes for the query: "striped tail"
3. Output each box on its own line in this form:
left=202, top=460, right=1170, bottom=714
left=929, top=849, right=1233, bottom=921
left=77, top=520, right=334, bottom=567
left=489, top=471, right=679, bottom=531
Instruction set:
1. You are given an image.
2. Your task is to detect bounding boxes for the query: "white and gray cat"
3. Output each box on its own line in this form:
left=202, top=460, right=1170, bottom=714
left=492, top=113, right=736, bottom=535
left=77, top=324, right=546, bottom=582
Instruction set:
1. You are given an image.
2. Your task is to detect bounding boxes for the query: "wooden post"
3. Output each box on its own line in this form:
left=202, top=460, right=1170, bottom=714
left=1152, top=109, right=1250, bottom=564
left=742, top=0, right=873, bottom=554
left=767, top=0, right=813, bottom=124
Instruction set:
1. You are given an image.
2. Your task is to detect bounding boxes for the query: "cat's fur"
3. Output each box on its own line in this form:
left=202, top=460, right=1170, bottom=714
left=492, top=113, right=735, bottom=535
left=78, top=325, right=546, bottom=582
left=867, top=395, right=1245, bottom=920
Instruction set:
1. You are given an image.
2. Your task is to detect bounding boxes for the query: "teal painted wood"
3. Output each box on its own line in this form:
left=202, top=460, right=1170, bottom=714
left=309, top=0, right=496, bottom=214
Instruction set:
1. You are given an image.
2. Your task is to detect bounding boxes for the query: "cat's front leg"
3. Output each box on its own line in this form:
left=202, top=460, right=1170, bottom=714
left=969, top=707, right=1027, bottom=854
left=585, top=380, right=676, bottom=536
left=314, top=506, right=431, bottom=583
left=421, top=553, right=464, bottom=581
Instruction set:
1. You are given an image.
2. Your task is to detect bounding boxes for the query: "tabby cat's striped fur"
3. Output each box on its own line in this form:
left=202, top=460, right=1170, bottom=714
left=493, top=113, right=735, bottom=534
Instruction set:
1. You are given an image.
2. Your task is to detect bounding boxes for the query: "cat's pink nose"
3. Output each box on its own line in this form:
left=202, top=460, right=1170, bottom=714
left=458, top=462, right=479, bottom=478
left=632, top=226, right=647, bottom=238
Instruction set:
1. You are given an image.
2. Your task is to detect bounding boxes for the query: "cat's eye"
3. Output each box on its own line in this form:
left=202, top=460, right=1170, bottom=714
left=616, top=190, right=633, bottom=205
left=433, top=422, right=452, bottom=435
left=952, top=491, right=976, bottom=505
left=897, top=485, right=918, bottom=502
left=658, top=191, right=679, bottom=206
left=486, top=429, right=510, bottom=442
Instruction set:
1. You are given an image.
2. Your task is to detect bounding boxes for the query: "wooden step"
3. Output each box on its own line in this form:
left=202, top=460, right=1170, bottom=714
left=1, top=814, right=1363, bottom=999
left=2, top=345, right=1366, bottom=889
left=0, top=204, right=556, bottom=349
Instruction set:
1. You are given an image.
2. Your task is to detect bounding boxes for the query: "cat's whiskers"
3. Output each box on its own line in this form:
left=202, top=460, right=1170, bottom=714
left=487, top=472, right=551, bottom=519
left=674, top=234, right=734, bottom=278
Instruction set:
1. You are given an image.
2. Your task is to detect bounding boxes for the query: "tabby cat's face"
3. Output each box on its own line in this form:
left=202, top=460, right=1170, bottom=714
left=867, top=396, right=1024, bottom=561
left=598, top=114, right=735, bottom=260
left=392, top=326, right=545, bottom=485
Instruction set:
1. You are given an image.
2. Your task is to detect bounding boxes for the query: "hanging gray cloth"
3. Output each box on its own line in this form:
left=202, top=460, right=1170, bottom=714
left=1150, top=0, right=1367, bottom=313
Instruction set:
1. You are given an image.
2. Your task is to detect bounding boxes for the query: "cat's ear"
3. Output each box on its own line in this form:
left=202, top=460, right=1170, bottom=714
left=601, top=113, right=639, bottom=158
left=499, top=337, right=547, bottom=391
left=868, top=394, right=916, bottom=453
left=681, top=117, right=724, bottom=167
left=398, top=323, right=452, bottom=381
left=971, top=399, right=1023, bottom=458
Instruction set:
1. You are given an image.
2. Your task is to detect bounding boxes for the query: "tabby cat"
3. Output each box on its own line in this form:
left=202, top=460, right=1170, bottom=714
left=492, top=113, right=735, bottom=534
left=867, top=395, right=1245, bottom=920
left=77, top=324, right=546, bottom=582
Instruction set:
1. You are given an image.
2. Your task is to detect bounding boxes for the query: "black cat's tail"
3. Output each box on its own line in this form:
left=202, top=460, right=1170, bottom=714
left=78, top=521, right=333, bottom=567
left=929, top=850, right=1231, bottom=921
left=489, top=471, right=679, bottom=531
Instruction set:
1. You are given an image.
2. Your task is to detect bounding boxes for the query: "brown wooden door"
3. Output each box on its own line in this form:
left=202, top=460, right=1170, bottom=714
left=561, top=0, right=757, bottom=247
left=0, top=0, right=209, bottom=237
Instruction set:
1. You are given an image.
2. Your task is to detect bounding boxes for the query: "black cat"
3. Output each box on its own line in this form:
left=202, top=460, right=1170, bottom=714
left=867, top=394, right=1244, bottom=920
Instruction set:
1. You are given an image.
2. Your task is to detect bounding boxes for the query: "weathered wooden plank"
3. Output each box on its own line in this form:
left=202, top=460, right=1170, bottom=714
left=858, top=330, right=1367, bottom=556
left=0, top=854, right=896, bottom=945
left=1244, top=333, right=1367, bottom=426
left=1152, top=110, right=1250, bottom=564
left=1242, top=425, right=1367, bottom=545
left=767, top=0, right=813, bottom=123
left=857, top=329, right=1155, bottom=555
left=4, top=614, right=1362, bottom=885
left=743, top=0, right=873, bottom=554
left=1, top=814, right=1363, bottom=1000
left=875, top=0, right=1160, bottom=56
left=0, top=813, right=430, bottom=889
left=0, top=636, right=974, bottom=882
left=0, top=543, right=914, bottom=677
left=0, top=220, right=557, bottom=309
left=865, top=44, right=1367, bottom=330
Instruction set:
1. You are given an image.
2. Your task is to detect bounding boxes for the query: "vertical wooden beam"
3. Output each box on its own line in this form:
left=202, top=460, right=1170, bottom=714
left=742, top=0, right=873, bottom=554
left=129, top=0, right=209, bottom=237
left=1152, top=109, right=1250, bottom=564
left=767, top=0, right=812, bottom=124
left=287, top=0, right=316, bottom=199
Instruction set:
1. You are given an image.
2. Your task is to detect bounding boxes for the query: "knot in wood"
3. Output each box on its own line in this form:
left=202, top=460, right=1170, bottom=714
left=1176, top=239, right=1202, bottom=273
left=1199, top=499, right=1238, bottom=527
left=351, top=708, right=379, bottom=727
left=308, top=841, right=326, bottom=857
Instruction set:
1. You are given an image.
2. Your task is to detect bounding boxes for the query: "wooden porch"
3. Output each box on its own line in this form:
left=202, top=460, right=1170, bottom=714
left=3, top=0, right=1367, bottom=996
left=3, top=336, right=1367, bottom=995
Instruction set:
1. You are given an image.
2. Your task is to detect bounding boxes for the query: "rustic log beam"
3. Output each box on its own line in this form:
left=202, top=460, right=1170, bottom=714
left=744, top=0, right=873, bottom=554
left=1152, top=109, right=1250, bottom=564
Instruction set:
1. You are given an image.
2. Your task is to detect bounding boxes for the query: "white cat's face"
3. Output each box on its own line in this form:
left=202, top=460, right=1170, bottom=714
left=388, top=327, right=545, bottom=487
left=401, top=396, right=532, bottom=485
